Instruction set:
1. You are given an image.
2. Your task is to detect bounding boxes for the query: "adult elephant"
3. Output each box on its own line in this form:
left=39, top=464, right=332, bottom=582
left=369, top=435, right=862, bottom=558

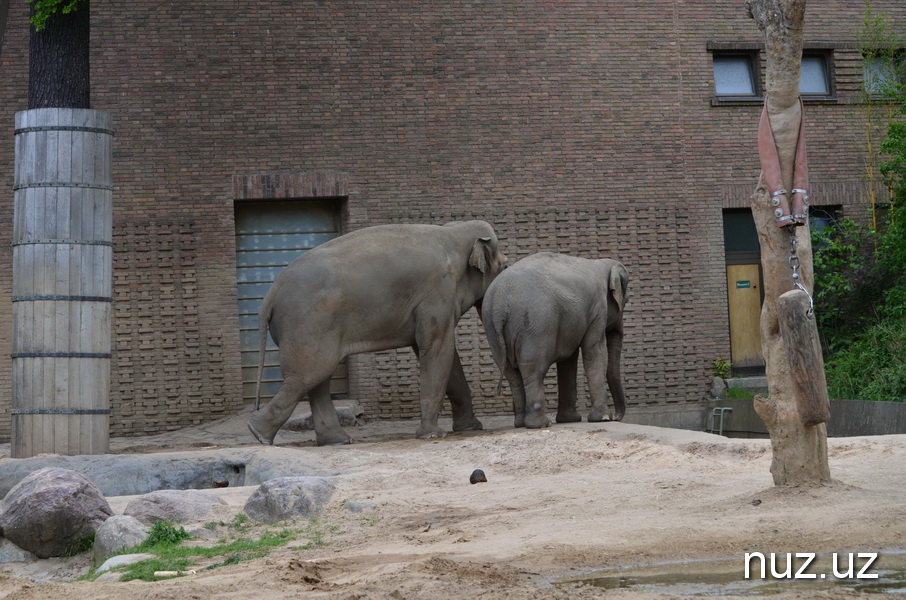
left=481, top=252, right=629, bottom=429
left=248, top=220, right=508, bottom=446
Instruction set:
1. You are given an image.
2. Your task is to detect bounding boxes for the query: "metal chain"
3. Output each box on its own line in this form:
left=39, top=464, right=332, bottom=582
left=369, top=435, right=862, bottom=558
left=786, top=226, right=815, bottom=319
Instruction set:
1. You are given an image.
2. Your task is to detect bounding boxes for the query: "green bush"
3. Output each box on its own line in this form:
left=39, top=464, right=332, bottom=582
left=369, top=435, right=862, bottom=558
left=139, top=521, right=191, bottom=549
left=815, top=4, right=906, bottom=402
left=825, top=316, right=906, bottom=402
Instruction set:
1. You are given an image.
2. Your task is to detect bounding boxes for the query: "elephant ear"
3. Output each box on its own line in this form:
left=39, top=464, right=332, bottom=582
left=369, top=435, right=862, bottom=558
left=609, top=265, right=629, bottom=309
left=470, top=237, right=492, bottom=273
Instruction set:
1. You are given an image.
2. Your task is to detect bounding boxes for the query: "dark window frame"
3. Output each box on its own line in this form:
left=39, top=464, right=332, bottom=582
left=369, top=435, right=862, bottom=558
left=711, top=50, right=761, bottom=102
left=800, top=50, right=836, bottom=99
left=707, top=41, right=841, bottom=106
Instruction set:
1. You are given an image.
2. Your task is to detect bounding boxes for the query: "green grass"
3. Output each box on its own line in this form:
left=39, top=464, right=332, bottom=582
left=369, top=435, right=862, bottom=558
left=85, top=515, right=332, bottom=582
left=724, top=386, right=757, bottom=400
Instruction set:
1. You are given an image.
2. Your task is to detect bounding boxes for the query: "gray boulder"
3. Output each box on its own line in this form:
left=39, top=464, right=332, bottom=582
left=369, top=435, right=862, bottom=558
left=0, top=537, right=37, bottom=563
left=93, top=515, right=149, bottom=563
left=123, top=489, right=227, bottom=525
left=0, top=467, right=113, bottom=558
left=710, top=376, right=728, bottom=399
left=0, top=448, right=327, bottom=498
left=244, top=477, right=335, bottom=524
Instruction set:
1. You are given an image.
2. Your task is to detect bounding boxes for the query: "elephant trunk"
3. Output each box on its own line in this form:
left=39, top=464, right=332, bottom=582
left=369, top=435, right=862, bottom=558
left=606, top=329, right=626, bottom=421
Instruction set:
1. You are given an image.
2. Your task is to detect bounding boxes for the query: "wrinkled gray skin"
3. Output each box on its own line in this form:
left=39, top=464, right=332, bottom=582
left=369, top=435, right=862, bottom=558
left=248, top=221, right=508, bottom=446
left=481, top=252, right=629, bottom=429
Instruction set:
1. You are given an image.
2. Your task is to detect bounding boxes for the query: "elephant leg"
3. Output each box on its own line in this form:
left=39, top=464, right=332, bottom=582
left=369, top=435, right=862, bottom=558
left=414, top=319, right=455, bottom=439
left=247, top=376, right=307, bottom=445
left=447, top=347, right=483, bottom=432
left=555, top=350, right=582, bottom=423
left=522, top=373, right=551, bottom=429
left=308, top=379, right=352, bottom=446
left=582, top=344, right=613, bottom=422
left=504, top=363, right=528, bottom=428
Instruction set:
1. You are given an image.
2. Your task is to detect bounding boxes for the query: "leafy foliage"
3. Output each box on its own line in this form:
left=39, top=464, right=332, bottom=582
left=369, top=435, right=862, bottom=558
left=711, top=356, right=732, bottom=379
left=812, top=2, right=906, bottom=402
left=811, top=217, right=877, bottom=347
left=825, top=319, right=906, bottom=401
left=139, top=521, right=191, bottom=549
left=26, top=0, right=86, bottom=31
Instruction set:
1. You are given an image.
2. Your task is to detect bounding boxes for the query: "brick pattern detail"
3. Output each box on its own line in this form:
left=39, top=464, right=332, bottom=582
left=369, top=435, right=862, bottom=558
left=233, top=173, right=348, bottom=201
left=111, top=221, right=236, bottom=435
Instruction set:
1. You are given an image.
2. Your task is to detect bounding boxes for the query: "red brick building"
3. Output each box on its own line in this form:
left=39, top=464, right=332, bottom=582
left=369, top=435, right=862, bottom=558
left=0, top=1, right=901, bottom=440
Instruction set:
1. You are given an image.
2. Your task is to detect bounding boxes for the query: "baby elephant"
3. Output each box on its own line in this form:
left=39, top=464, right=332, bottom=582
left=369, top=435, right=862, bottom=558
left=481, top=252, right=629, bottom=428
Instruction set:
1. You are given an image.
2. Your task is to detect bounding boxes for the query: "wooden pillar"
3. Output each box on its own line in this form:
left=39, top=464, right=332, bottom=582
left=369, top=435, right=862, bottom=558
left=11, top=108, right=113, bottom=457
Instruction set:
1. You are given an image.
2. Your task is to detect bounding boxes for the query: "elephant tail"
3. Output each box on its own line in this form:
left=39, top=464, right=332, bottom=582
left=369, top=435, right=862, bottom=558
left=485, top=307, right=509, bottom=397
left=254, top=292, right=275, bottom=411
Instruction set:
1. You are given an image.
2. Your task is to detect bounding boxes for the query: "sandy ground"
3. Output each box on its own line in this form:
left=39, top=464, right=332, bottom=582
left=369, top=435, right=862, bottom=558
left=1, top=408, right=905, bottom=599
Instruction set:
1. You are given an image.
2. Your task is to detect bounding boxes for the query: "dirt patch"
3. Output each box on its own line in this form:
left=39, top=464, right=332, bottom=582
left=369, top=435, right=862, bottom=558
left=1, top=413, right=904, bottom=599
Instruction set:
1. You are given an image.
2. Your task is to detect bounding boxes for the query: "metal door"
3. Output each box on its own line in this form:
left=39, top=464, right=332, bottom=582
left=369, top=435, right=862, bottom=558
left=234, top=200, right=345, bottom=405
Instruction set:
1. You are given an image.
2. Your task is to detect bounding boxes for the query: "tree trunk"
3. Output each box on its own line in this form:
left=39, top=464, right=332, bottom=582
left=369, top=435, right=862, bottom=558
left=746, top=0, right=832, bottom=486
left=28, top=0, right=90, bottom=109
left=0, top=0, right=11, bottom=56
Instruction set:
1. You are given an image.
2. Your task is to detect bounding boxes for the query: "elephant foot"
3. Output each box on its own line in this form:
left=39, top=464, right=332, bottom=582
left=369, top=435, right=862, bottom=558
left=524, top=413, right=551, bottom=429
left=556, top=411, right=582, bottom=424
left=416, top=424, right=447, bottom=439
left=452, top=416, right=483, bottom=432
left=315, top=430, right=353, bottom=446
left=588, top=409, right=623, bottom=422
left=247, top=421, right=275, bottom=445
left=587, top=409, right=607, bottom=422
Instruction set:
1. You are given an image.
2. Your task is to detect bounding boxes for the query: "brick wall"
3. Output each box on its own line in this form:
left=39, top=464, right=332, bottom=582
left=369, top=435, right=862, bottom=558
left=0, top=1, right=902, bottom=440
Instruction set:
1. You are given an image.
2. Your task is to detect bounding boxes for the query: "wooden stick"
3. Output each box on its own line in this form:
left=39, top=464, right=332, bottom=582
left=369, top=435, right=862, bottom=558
left=777, top=289, right=831, bottom=426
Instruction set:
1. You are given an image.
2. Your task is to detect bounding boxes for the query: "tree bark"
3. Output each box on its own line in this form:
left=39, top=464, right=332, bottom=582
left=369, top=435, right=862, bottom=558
left=746, top=0, right=831, bottom=486
left=28, top=0, right=90, bottom=109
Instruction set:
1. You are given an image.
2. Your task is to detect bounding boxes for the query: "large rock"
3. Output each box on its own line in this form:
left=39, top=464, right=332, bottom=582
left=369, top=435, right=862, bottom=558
left=123, top=489, right=227, bottom=525
left=93, top=515, right=149, bottom=563
left=244, top=477, right=335, bottom=524
left=0, top=448, right=327, bottom=498
left=0, top=467, right=113, bottom=558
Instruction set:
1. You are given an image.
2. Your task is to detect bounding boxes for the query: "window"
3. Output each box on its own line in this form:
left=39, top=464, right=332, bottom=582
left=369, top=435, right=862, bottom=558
left=800, top=52, right=832, bottom=96
left=809, top=206, right=840, bottom=240
left=863, top=54, right=904, bottom=94
left=713, top=53, right=759, bottom=96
